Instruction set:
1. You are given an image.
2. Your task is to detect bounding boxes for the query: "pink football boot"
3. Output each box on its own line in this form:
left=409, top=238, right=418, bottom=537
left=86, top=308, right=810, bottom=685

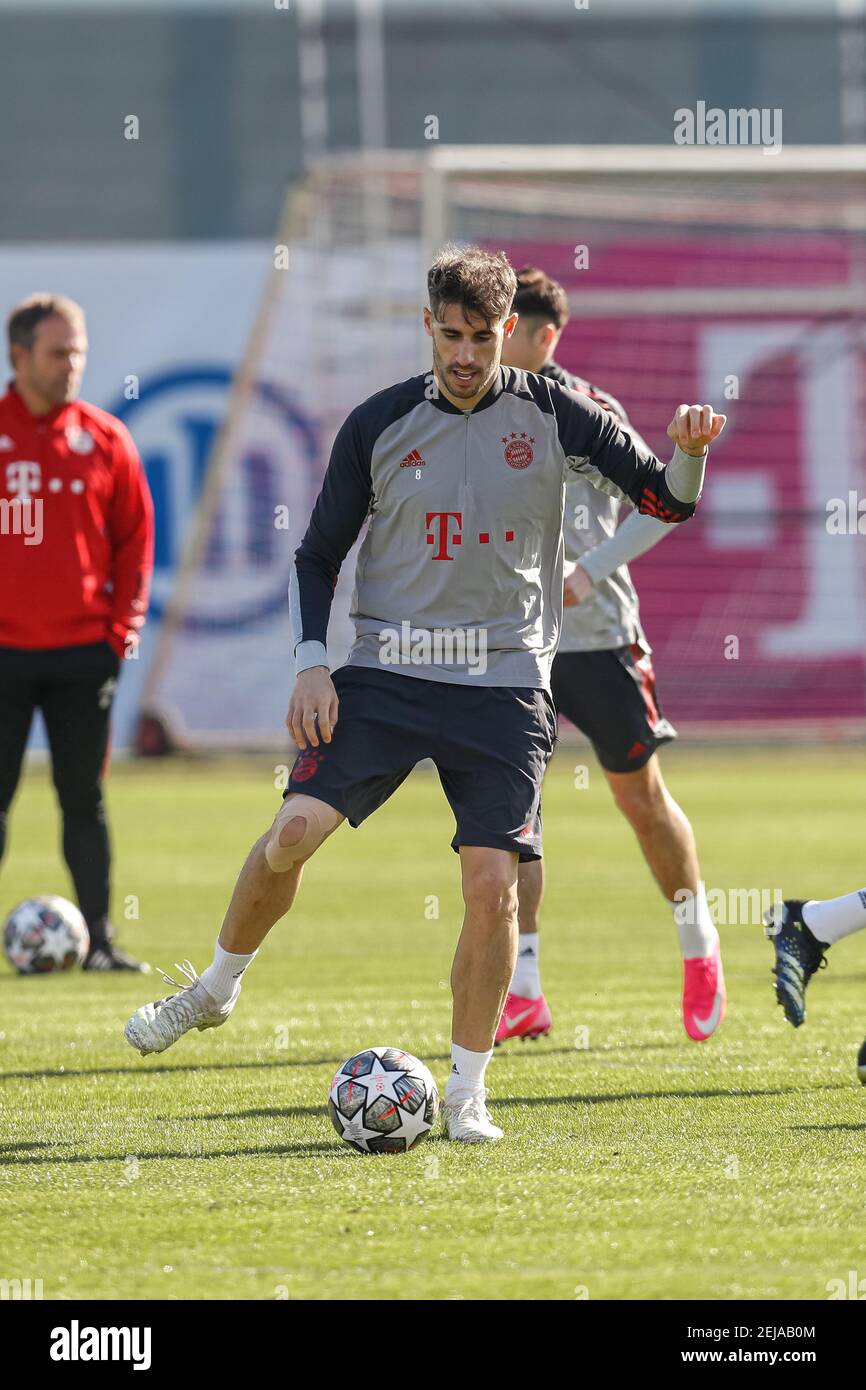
left=682, top=940, right=726, bottom=1041
left=495, top=992, right=552, bottom=1045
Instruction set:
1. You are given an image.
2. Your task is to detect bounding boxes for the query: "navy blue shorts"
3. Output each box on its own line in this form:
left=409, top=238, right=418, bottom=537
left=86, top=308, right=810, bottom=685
left=551, top=644, right=677, bottom=774
left=286, top=665, right=557, bottom=861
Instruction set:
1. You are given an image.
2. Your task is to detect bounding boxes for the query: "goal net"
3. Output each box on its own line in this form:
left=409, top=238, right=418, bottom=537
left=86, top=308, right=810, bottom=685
left=136, top=146, right=866, bottom=751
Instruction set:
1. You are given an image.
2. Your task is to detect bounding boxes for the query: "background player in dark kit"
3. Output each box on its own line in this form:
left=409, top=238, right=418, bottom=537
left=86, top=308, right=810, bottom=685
left=500, top=267, right=726, bottom=1044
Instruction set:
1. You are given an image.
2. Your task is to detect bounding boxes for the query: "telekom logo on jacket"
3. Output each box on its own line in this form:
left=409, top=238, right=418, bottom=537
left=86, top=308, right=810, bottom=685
left=425, top=511, right=517, bottom=561
left=426, top=510, right=462, bottom=559
left=5, top=461, right=41, bottom=499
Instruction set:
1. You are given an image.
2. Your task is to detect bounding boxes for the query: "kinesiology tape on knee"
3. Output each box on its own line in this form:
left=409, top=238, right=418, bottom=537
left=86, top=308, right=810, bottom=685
left=264, top=798, right=339, bottom=872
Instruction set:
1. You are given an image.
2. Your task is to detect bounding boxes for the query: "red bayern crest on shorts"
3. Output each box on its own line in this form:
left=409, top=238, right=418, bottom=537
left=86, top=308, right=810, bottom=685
left=292, top=747, right=324, bottom=782
left=504, top=437, right=533, bottom=469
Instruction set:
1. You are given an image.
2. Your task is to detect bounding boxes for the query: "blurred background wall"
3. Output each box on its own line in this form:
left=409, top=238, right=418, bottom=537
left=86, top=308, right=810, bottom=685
left=0, top=0, right=859, bottom=243
left=1, top=0, right=863, bottom=751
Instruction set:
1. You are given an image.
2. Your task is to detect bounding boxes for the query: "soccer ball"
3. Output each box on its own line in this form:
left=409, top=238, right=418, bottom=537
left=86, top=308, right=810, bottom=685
left=2, top=896, right=90, bottom=974
left=328, top=1046, right=440, bottom=1153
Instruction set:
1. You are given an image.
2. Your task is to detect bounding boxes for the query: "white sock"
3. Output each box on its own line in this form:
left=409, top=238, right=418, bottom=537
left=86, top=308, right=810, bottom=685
left=199, top=941, right=257, bottom=1005
left=445, top=1043, right=493, bottom=1105
left=510, top=932, right=542, bottom=999
left=671, top=883, right=718, bottom=959
left=802, top=889, right=866, bottom=945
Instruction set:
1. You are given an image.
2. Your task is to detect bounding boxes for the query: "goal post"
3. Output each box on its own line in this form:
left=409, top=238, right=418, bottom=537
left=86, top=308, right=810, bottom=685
left=136, top=145, right=866, bottom=751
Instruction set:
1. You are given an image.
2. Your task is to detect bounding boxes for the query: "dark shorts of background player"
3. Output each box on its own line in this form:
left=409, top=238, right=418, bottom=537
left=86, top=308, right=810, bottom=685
left=551, top=643, right=677, bottom=774
left=286, top=665, right=558, bottom=862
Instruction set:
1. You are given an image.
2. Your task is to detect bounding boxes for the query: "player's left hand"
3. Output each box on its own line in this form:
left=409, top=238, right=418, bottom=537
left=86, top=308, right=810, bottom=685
left=666, top=404, right=726, bottom=456
left=563, top=562, right=593, bottom=607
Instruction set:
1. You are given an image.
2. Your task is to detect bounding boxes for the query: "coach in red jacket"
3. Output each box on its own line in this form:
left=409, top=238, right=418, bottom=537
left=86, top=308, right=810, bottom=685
left=0, top=293, right=154, bottom=970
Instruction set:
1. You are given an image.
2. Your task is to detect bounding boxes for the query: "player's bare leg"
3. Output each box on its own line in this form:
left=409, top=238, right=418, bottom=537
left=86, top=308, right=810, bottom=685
left=506, top=757, right=724, bottom=1042
left=444, top=846, right=519, bottom=1142
left=219, top=797, right=343, bottom=952
left=124, top=795, right=343, bottom=1056
left=452, top=847, right=519, bottom=1048
left=605, top=759, right=698, bottom=901
left=496, top=857, right=552, bottom=1044
left=517, top=856, right=543, bottom=935
left=605, top=758, right=724, bottom=1040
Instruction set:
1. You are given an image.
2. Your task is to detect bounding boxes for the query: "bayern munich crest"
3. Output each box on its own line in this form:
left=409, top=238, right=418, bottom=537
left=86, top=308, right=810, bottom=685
left=502, top=433, right=534, bottom=469
left=292, top=747, right=324, bottom=782
left=66, top=426, right=95, bottom=455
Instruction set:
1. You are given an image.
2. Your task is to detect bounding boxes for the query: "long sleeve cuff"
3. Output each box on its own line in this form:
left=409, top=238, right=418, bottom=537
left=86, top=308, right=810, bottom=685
left=577, top=510, right=672, bottom=586
left=294, top=640, right=329, bottom=676
left=666, top=443, right=708, bottom=505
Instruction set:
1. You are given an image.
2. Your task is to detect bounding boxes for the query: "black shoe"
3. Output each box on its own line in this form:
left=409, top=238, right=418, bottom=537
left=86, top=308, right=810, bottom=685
left=857, top=1037, right=866, bottom=1086
left=763, top=899, right=828, bottom=1028
left=83, top=943, right=151, bottom=973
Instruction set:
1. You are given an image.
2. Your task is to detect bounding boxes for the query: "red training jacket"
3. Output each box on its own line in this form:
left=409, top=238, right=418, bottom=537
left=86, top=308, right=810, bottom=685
left=0, top=384, right=154, bottom=656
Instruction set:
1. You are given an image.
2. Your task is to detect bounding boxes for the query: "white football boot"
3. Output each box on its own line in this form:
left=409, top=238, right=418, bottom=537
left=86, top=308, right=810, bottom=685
left=443, top=1091, right=503, bottom=1143
left=124, top=960, right=240, bottom=1056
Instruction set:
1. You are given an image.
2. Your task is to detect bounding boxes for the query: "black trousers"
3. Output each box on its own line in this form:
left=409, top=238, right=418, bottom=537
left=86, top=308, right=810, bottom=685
left=0, top=641, right=121, bottom=933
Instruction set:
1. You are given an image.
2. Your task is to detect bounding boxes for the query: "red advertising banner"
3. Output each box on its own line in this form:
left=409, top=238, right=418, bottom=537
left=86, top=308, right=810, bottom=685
left=509, top=238, right=866, bottom=726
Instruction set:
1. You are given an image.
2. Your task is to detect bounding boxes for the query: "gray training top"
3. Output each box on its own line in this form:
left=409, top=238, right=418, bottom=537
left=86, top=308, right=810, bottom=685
left=291, top=365, right=701, bottom=689
left=542, top=359, right=671, bottom=656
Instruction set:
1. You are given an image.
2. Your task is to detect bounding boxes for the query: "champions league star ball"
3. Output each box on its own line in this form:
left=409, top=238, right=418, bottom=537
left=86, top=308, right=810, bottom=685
left=328, top=1046, right=440, bottom=1153
left=2, top=896, right=90, bottom=974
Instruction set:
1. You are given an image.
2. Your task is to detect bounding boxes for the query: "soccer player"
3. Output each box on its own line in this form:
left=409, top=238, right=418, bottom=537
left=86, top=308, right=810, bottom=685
left=0, top=294, right=153, bottom=971
left=498, top=267, right=726, bottom=1044
left=765, top=891, right=866, bottom=1029
left=125, top=246, right=724, bottom=1143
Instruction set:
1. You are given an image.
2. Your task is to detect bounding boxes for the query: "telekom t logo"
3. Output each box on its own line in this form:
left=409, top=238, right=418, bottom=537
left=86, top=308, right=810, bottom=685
left=5, top=461, right=41, bottom=499
left=426, top=510, right=462, bottom=560
left=425, top=510, right=516, bottom=559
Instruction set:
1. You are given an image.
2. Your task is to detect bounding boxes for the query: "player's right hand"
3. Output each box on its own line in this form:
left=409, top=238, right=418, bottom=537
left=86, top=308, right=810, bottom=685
left=287, top=667, right=339, bottom=749
left=563, top=562, right=593, bottom=608
left=666, top=403, right=726, bottom=455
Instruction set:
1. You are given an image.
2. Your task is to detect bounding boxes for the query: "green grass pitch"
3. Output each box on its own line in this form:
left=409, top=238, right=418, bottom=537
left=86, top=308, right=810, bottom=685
left=1, top=746, right=865, bottom=1301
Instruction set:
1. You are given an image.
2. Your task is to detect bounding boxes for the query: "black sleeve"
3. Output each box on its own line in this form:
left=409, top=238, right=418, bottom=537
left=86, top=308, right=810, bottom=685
left=551, top=381, right=697, bottom=522
left=578, top=379, right=631, bottom=429
left=291, top=408, right=374, bottom=649
left=601, top=391, right=630, bottom=428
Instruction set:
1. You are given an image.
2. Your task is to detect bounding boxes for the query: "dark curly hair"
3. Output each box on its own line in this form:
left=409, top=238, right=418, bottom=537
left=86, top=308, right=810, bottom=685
left=427, top=244, right=517, bottom=328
